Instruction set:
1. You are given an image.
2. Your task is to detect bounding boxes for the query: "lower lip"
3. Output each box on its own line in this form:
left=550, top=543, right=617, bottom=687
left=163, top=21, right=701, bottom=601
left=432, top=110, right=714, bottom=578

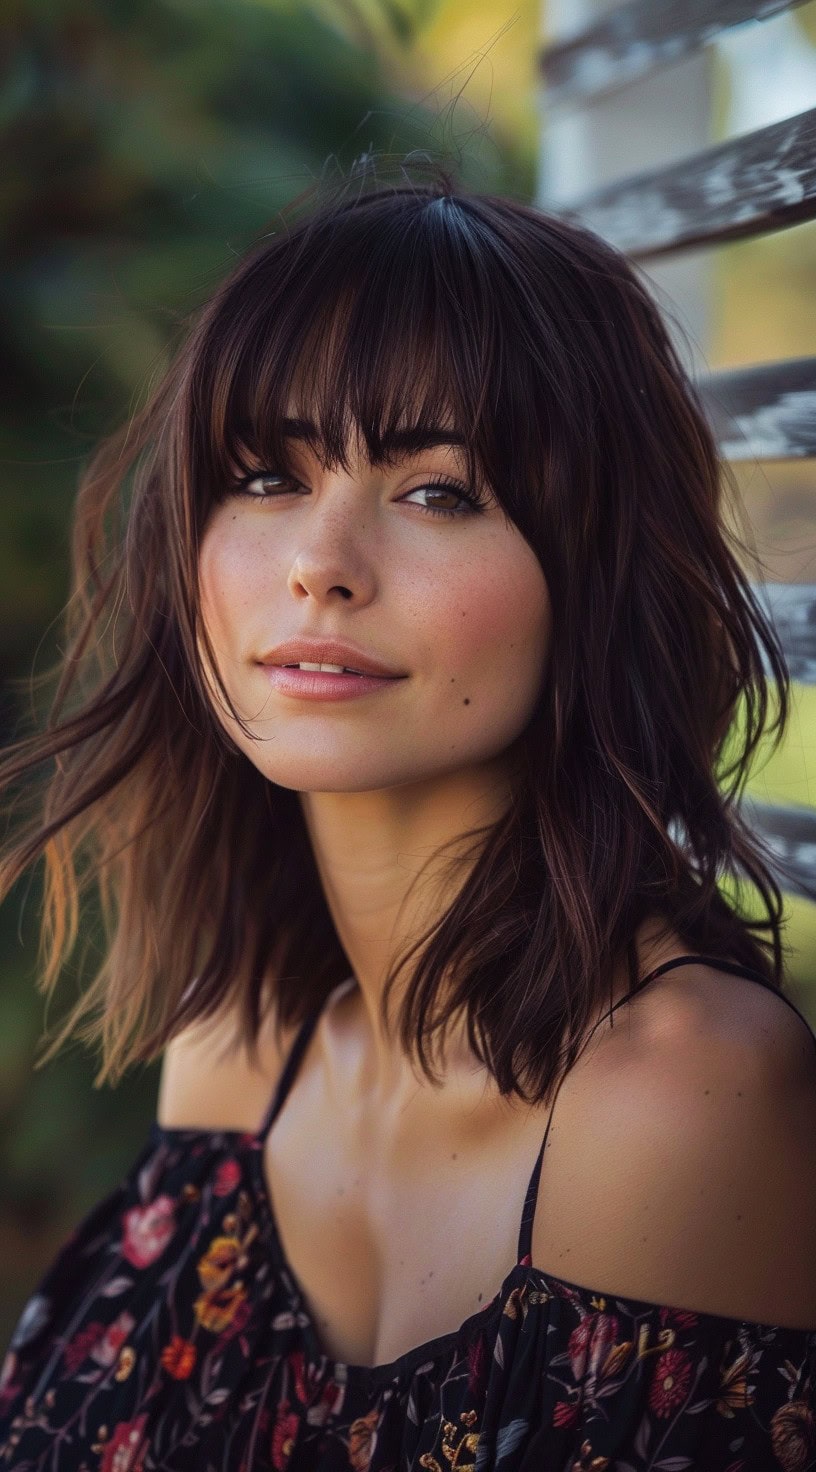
left=260, top=666, right=406, bottom=700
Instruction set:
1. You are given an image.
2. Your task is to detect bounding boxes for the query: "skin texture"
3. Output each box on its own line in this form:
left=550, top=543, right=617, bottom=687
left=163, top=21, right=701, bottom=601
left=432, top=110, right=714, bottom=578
left=198, top=417, right=552, bottom=1100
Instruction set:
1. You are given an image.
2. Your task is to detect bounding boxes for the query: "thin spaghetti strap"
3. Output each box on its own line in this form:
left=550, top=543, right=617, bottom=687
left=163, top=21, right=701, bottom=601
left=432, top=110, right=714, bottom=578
left=517, top=952, right=816, bottom=1263
left=255, top=1007, right=322, bottom=1141
left=517, top=1075, right=565, bottom=1263
left=255, top=975, right=358, bottom=1140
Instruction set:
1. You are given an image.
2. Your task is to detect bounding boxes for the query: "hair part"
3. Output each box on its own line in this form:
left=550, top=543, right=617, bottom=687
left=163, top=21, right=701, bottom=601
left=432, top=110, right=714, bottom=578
left=0, top=155, right=801, bottom=1100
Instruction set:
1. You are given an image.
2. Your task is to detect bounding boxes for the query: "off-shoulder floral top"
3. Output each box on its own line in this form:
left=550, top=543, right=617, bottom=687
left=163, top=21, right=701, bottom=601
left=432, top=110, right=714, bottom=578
left=1, top=954, right=815, bottom=1471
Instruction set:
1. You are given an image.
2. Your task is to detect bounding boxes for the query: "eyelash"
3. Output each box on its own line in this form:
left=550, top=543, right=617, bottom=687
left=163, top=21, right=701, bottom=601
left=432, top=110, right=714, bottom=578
left=227, top=471, right=488, bottom=519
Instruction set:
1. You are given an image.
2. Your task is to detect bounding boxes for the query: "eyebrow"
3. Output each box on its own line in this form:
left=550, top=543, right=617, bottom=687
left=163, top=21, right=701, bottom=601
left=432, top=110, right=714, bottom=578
left=236, top=416, right=466, bottom=455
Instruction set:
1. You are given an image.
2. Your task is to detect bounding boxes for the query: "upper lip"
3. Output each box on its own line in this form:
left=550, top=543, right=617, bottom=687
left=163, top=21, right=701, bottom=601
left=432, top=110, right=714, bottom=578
left=257, top=637, right=407, bottom=678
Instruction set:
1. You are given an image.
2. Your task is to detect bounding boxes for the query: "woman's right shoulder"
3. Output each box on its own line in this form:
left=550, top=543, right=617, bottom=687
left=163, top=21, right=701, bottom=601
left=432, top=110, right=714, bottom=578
left=156, top=982, right=302, bottom=1134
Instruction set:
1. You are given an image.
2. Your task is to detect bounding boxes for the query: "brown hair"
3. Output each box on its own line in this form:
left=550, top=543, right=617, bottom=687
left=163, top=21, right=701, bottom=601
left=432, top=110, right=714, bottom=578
left=0, top=157, right=801, bottom=1102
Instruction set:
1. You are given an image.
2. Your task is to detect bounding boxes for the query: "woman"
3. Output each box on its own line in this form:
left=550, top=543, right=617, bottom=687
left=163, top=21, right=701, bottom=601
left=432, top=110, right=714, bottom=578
left=0, top=162, right=814, bottom=1470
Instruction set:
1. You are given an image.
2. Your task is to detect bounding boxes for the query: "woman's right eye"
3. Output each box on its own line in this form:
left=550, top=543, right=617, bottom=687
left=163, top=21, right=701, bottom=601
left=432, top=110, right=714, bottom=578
left=229, top=473, right=297, bottom=499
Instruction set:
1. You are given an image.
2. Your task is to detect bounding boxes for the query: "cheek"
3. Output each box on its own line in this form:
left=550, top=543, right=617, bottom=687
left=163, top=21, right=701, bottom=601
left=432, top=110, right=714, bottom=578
left=198, top=515, right=266, bottom=656
left=427, top=541, right=551, bottom=712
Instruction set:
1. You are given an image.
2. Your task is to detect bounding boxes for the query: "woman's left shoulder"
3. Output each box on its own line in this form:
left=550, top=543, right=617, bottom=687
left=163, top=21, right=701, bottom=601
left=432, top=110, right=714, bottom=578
left=531, top=957, right=816, bottom=1330
left=628, top=954, right=816, bottom=1081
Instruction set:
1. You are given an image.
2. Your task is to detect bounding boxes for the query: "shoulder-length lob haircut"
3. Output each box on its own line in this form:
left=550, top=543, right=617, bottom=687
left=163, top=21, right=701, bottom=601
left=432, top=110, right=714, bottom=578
left=0, top=160, right=803, bottom=1100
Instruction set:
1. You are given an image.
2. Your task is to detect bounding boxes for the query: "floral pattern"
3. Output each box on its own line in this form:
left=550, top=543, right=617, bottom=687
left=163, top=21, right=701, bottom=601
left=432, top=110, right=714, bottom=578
left=0, top=1122, right=814, bottom=1471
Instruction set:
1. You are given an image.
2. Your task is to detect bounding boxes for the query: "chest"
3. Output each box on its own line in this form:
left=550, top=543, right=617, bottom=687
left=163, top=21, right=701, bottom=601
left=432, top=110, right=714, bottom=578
left=261, top=1074, right=554, bottom=1370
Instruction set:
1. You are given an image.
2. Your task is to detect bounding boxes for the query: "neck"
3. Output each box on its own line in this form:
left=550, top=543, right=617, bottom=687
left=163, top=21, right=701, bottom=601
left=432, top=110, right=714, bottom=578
left=298, top=756, right=517, bottom=1099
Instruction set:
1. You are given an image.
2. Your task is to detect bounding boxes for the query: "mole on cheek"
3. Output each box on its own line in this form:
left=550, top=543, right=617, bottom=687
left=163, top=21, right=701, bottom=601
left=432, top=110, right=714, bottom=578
left=463, top=698, right=470, bottom=705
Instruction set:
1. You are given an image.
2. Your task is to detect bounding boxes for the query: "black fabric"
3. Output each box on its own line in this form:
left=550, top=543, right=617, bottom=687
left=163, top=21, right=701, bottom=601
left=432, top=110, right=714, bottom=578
left=1, top=955, right=814, bottom=1470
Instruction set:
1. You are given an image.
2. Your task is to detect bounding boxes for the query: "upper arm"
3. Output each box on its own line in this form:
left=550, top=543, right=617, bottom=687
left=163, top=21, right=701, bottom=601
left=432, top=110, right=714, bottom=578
left=157, top=994, right=295, bottom=1133
left=531, top=979, right=816, bottom=1330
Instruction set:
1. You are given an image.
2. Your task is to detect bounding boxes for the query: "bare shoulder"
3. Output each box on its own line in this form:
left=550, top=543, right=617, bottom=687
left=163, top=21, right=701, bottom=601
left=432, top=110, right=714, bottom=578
left=156, top=981, right=302, bottom=1133
left=532, top=960, right=816, bottom=1331
left=616, top=955, right=816, bottom=1073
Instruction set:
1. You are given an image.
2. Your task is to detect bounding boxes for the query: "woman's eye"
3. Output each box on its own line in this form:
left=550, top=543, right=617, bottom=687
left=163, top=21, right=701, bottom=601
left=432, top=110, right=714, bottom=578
left=231, top=474, right=297, bottom=499
left=400, top=480, right=485, bottom=518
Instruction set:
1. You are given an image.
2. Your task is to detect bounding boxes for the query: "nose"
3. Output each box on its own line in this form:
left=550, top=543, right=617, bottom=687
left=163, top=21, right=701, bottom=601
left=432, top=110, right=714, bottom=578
left=285, top=482, right=378, bottom=607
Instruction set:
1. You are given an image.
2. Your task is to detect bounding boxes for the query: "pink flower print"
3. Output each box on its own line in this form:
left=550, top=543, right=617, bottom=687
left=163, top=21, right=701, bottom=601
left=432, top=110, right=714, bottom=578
left=213, top=1157, right=242, bottom=1197
left=121, top=1195, right=176, bottom=1268
left=90, top=1312, right=136, bottom=1369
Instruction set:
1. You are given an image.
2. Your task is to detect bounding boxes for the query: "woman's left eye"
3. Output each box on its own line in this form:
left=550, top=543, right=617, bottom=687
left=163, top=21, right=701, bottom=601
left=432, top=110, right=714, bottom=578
left=228, top=473, right=487, bottom=519
left=400, top=478, right=486, bottom=518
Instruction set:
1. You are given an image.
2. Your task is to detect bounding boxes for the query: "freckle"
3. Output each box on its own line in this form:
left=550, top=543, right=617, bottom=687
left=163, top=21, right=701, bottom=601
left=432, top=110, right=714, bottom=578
left=704, top=1089, right=710, bottom=1095
left=451, top=1153, right=457, bottom=1160
left=337, top=1187, right=345, bottom=1195
left=463, top=698, right=470, bottom=705
left=736, top=1214, right=742, bottom=1221
left=737, top=1091, right=742, bottom=1097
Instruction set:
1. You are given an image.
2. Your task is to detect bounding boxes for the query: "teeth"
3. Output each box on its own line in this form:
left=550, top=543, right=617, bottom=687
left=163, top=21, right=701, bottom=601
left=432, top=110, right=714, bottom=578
left=287, top=662, right=362, bottom=674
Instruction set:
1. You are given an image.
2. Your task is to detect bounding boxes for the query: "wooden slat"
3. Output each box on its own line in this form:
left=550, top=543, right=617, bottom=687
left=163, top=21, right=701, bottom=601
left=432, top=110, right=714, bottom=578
left=740, top=796, right=816, bottom=900
left=750, top=582, right=816, bottom=684
left=558, top=106, right=816, bottom=257
left=541, top=0, right=809, bottom=107
left=699, top=357, right=816, bottom=460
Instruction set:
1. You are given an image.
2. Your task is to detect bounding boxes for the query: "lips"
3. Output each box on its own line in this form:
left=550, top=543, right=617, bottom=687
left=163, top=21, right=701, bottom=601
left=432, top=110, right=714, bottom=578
left=281, top=662, right=366, bottom=676
left=258, top=638, right=406, bottom=679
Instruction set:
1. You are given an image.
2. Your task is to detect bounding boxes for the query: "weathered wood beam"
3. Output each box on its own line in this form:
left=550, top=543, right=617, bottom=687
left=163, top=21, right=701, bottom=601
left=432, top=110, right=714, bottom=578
left=541, top=0, right=810, bottom=107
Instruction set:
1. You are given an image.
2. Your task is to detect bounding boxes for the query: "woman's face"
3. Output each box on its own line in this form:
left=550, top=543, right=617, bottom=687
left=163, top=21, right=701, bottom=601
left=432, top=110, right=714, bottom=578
left=197, top=415, right=552, bottom=795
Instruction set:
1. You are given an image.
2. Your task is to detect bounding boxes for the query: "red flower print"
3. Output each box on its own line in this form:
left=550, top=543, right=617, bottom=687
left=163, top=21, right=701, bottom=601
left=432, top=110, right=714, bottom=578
left=160, top=1335, right=197, bottom=1379
left=121, top=1195, right=176, bottom=1268
left=567, top=1312, right=620, bottom=1384
left=213, top=1293, right=252, bottom=1352
left=271, top=1400, right=300, bottom=1469
left=288, top=1347, right=323, bottom=1407
left=468, top=1332, right=489, bottom=1398
left=91, top=1314, right=136, bottom=1370
left=64, top=1320, right=107, bottom=1376
left=649, top=1347, right=694, bottom=1418
left=660, top=1303, right=699, bottom=1331
left=99, top=1411, right=149, bottom=1472
left=552, top=1400, right=581, bottom=1428
left=320, top=1377, right=345, bottom=1419
left=213, top=1158, right=242, bottom=1197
